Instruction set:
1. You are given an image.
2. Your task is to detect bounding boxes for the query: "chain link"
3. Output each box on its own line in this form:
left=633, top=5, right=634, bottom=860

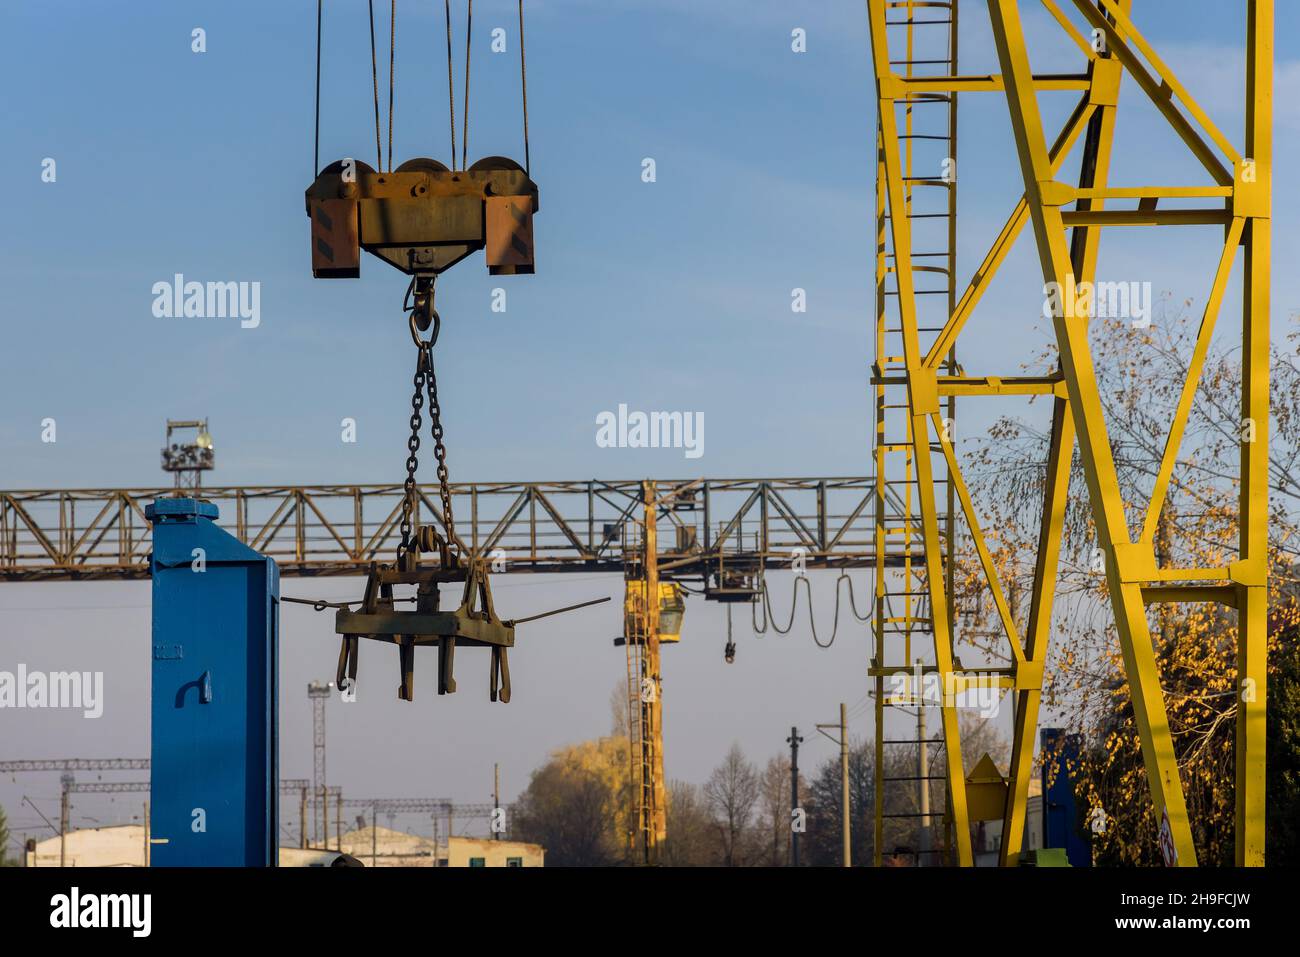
left=426, top=349, right=458, bottom=561
left=397, top=345, right=429, bottom=560
left=395, top=265, right=458, bottom=564
left=394, top=329, right=457, bottom=565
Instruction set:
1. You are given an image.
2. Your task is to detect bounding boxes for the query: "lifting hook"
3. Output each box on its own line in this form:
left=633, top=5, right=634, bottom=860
left=405, top=276, right=441, bottom=348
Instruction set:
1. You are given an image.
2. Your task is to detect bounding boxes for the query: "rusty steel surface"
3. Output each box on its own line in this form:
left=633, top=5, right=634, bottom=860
left=306, top=157, right=537, bottom=279
left=331, top=543, right=516, bottom=703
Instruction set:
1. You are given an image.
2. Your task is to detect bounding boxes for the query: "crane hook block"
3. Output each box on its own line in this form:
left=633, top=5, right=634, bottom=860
left=306, top=156, right=538, bottom=280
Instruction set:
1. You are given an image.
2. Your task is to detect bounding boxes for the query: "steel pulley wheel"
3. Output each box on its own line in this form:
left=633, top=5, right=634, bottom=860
left=395, top=157, right=451, bottom=174
left=318, top=158, right=377, bottom=177
left=396, top=157, right=450, bottom=206
left=467, top=156, right=525, bottom=173
left=416, top=526, right=439, bottom=553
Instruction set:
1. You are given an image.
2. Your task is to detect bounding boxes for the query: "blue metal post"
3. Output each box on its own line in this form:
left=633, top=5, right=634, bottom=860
left=1041, top=727, right=1092, bottom=867
left=146, top=498, right=279, bottom=866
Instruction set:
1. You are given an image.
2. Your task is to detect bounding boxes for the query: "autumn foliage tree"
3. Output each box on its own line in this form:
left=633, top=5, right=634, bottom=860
left=961, top=300, right=1300, bottom=865
left=511, top=736, right=631, bottom=866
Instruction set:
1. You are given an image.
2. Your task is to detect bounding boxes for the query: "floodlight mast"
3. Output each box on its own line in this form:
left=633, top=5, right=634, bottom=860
left=161, top=419, right=214, bottom=491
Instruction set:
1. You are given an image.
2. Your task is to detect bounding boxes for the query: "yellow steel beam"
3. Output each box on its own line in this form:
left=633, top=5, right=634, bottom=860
left=1059, top=209, right=1232, bottom=227
left=895, top=73, right=1090, bottom=92
left=936, top=376, right=1064, bottom=396
left=873, top=375, right=1066, bottom=396
left=1000, top=0, right=1127, bottom=862
left=987, top=0, right=1198, bottom=865
left=878, top=672, right=1024, bottom=695
left=644, top=481, right=665, bottom=858
left=1147, top=567, right=1232, bottom=581
left=1141, top=585, right=1238, bottom=607
left=1236, top=0, right=1272, bottom=867
left=1069, top=186, right=1234, bottom=200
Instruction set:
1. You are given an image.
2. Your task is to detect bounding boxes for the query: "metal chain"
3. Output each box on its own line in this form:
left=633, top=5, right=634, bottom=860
left=396, top=346, right=429, bottom=560
left=425, top=349, right=458, bottom=560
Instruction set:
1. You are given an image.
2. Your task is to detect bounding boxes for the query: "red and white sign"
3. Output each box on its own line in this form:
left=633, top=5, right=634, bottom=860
left=1158, top=806, right=1178, bottom=867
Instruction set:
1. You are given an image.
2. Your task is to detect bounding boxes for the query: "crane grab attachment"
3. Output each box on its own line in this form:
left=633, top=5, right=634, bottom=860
left=288, top=531, right=608, bottom=704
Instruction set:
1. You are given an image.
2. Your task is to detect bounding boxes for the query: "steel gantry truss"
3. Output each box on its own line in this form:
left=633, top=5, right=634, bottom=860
left=0, top=477, right=890, bottom=581
left=868, top=0, right=1271, bottom=866
left=0, top=758, right=151, bottom=773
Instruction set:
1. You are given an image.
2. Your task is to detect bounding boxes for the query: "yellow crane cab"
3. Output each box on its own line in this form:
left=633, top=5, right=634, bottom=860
left=615, top=581, right=685, bottom=645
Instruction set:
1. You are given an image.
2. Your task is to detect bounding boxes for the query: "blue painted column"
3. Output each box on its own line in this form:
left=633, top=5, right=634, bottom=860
left=146, top=498, right=279, bottom=866
left=1041, top=727, right=1091, bottom=867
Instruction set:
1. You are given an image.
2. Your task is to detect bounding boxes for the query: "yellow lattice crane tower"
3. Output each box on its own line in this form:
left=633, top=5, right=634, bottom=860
left=869, top=0, right=1271, bottom=866
left=618, top=481, right=686, bottom=864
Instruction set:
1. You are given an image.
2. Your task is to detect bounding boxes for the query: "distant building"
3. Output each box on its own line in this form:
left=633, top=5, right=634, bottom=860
left=26, top=824, right=147, bottom=867
left=334, top=825, right=544, bottom=867
left=25, top=823, right=543, bottom=867
left=441, top=836, right=544, bottom=868
left=336, top=824, right=435, bottom=865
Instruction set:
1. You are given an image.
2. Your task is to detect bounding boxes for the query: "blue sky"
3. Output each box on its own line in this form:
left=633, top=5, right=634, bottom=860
left=1, top=1, right=1296, bottom=843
